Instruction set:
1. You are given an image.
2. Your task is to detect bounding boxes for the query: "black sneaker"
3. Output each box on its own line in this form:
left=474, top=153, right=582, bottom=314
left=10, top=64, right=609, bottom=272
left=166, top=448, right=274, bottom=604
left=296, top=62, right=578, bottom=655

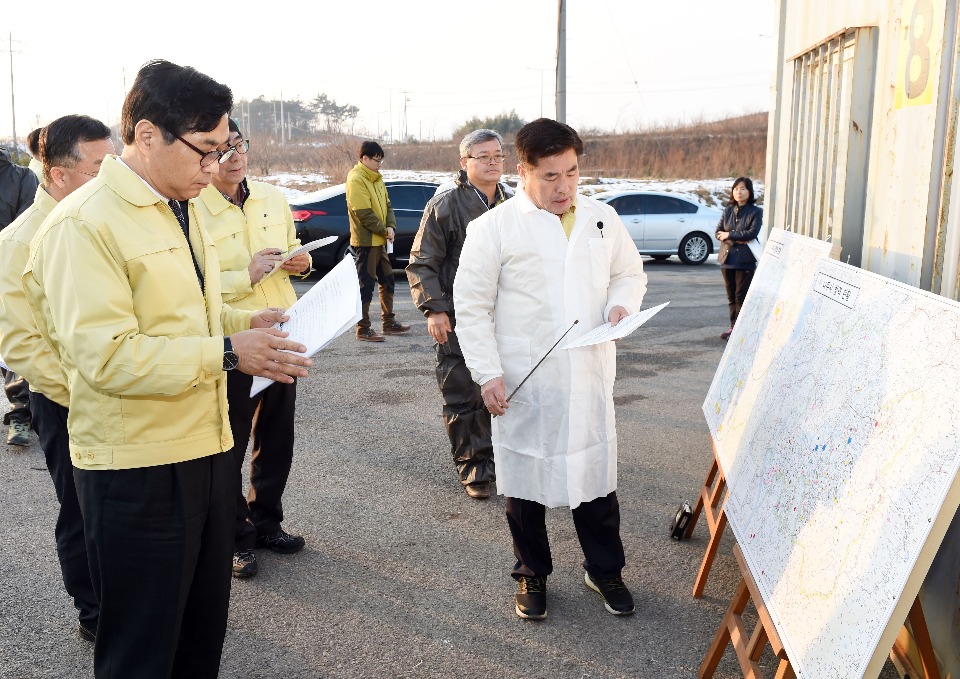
left=515, top=576, right=547, bottom=620
left=233, top=549, right=259, bottom=578
left=584, top=572, right=635, bottom=615
left=77, top=621, right=97, bottom=643
left=255, top=529, right=305, bottom=554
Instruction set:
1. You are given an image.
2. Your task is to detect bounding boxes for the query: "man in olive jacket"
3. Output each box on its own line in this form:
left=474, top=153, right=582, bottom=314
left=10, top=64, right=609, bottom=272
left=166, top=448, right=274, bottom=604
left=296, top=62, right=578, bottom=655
left=346, top=140, right=410, bottom=341
left=406, top=129, right=512, bottom=499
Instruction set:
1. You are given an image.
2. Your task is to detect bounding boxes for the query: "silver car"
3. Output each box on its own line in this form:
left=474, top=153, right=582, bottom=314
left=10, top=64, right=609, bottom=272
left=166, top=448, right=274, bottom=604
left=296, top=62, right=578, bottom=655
left=596, top=191, right=722, bottom=265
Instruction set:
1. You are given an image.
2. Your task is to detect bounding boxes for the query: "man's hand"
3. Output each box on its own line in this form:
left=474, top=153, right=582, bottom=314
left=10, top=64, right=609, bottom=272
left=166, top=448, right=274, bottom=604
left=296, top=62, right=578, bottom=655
left=248, top=248, right=283, bottom=284
left=250, top=308, right=288, bottom=329
left=481, top=376, right=509, bottom=416
left=230, top=328, right=312, bottom=383
left=386, top=226, right=396, bottom=242
left=280, top=253, right=311, bottom=273
left=427, top=311, right=451, bottom=344
left=608, top=306, right=630, bottom=326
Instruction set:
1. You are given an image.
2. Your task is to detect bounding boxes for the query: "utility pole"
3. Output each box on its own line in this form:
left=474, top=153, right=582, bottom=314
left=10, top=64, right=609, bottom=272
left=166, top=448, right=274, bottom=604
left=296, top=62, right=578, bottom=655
left=8, top=33, right=19, bottom=161
left=280, top=91, right=285, bottom=146
left=556, top=0, right=566, bottom=123
left=402, top=91, right=409, bottom=142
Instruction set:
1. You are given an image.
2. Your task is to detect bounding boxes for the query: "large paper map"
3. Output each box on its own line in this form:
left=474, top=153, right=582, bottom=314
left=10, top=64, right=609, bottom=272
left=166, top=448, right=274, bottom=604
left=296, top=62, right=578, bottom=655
left=704, top=251, right=960, bottom=678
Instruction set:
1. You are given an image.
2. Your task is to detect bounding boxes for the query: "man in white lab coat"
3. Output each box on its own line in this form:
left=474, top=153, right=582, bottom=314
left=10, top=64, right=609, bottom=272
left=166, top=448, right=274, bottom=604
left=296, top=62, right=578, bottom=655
left=453, top=118, right=647, bottom=620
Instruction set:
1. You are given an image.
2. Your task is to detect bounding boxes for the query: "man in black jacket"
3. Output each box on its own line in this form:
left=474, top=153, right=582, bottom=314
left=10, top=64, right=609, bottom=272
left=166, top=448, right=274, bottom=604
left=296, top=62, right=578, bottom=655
left=406, top=129, right=512, bottom=499
left=0, top=145, right=39, bottom=446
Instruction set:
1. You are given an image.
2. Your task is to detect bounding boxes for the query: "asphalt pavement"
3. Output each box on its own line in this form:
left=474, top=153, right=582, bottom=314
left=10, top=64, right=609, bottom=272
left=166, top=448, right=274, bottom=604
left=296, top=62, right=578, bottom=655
left=0, top=257, right=902, bottom=678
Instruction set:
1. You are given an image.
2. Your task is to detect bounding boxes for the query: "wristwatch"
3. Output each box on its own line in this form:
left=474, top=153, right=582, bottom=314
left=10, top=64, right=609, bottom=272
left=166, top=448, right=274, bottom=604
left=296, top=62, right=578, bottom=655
left=223, top=337, right=240, bottom=371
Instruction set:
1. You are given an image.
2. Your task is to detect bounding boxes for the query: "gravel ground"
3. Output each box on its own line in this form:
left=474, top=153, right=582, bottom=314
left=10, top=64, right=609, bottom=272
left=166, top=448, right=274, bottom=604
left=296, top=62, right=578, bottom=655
left=0, top=257, right=902, bottom=678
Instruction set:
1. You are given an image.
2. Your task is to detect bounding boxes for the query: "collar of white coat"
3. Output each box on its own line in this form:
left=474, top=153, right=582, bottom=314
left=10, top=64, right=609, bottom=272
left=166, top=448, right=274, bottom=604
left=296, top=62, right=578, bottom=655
left=515, top=187, right=594, bottom=243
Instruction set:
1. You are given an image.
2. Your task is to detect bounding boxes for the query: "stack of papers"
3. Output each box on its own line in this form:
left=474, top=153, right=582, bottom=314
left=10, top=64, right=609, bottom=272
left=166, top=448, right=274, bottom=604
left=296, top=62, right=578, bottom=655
left=250, top=254, right=361, bottom=397
left=260, top=236, right=339, bottom=281
left=564, top=301, right=670, bottom=348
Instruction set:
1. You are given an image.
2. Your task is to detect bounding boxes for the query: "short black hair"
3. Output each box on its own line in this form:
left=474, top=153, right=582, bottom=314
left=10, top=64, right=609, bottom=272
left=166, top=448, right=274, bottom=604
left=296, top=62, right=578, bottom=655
left=515, top=118, right=583, bottom=167
left=27, top=128, right=43, bottom=156
left=730, top=177, right=756, bottom=205
left=358, top=140, right=384, bottom=160
left=39, top=115, right=112, bottom=183
left=228, top=118, right=242, bottom=137
left=121, top=59, right=233, bottom=146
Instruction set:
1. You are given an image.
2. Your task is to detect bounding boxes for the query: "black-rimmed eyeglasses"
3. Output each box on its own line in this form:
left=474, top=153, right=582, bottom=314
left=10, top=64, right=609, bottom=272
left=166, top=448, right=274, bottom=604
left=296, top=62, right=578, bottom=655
left=177, top=136, right=237, bottom=168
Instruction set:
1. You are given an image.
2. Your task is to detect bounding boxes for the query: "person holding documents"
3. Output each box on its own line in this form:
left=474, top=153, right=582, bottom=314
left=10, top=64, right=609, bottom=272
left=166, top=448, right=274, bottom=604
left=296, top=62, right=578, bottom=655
left=197, top=118, right=311, bottom=579
left=715, top=177, right=762, bottom=340
left=406, top=129, right=513, bottom=500
left=23, top=61, right=312, bottom=677
left=453, top=118, right=647, bottom=621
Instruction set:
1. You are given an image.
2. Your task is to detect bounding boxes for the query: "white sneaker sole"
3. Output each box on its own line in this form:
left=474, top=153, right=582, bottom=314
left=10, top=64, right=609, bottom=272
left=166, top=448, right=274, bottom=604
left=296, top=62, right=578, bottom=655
left=584, top=572, right=635, bottom=616
left=515, top=604, right=547, bottom=620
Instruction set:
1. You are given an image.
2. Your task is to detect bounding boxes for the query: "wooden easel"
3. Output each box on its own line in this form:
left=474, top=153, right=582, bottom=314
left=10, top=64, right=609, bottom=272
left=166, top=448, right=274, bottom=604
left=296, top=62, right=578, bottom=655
left=686, top=438, right=728, bottom=598
left=699, top=545, right=942, bottom=679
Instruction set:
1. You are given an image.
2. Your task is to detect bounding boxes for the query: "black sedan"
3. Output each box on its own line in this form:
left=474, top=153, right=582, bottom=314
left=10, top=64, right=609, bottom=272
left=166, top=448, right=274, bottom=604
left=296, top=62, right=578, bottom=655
left=289, top=180, right=439, bottom=271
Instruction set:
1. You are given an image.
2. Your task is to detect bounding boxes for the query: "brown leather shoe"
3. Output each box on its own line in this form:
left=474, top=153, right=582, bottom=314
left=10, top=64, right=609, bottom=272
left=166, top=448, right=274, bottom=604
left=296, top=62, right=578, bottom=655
left=382, top=320, right=411, bottom=335
left=465, top=482, right=491, bottom=499
left=356, top=328, right=385, bottom=342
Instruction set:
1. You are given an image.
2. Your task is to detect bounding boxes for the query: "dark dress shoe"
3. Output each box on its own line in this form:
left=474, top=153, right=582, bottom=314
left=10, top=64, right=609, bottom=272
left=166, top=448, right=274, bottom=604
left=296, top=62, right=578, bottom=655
left=464, top=482, right=491, bottom=499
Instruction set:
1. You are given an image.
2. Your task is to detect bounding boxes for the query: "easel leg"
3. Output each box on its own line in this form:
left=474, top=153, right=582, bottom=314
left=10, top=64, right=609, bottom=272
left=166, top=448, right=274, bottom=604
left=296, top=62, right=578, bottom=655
left=699, top=579, right=750, bottom=678
left=686, top=458, right=718, bottom=537
left=908, top=599, right=941, bottom=679
left=693, top=508, right=727, bottom=599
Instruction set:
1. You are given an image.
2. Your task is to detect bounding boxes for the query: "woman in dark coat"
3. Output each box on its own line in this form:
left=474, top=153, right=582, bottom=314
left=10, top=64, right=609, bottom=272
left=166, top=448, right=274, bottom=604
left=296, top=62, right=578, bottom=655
left=716, top=177, right=762, bottom=340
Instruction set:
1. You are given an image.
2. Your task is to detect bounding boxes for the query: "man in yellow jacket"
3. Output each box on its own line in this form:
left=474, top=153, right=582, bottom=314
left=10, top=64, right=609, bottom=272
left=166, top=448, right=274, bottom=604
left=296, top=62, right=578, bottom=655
left=23, top=60, right=312, bottom=678
left=0, top=114, right=113, bottom=643
left=197, top=118, right=311, bottom=579
left=346, top=140, right=410, bottom=341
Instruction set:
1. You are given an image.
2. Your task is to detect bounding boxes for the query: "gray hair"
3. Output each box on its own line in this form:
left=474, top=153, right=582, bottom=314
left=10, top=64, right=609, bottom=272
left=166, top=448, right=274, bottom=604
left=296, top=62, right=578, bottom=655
left=459, top=129, right=503, bottom=158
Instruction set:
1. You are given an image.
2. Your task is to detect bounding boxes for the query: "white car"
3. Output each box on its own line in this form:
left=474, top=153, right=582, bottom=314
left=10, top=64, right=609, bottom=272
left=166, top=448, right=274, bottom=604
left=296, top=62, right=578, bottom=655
left=596, top=191, right=723, bottom=265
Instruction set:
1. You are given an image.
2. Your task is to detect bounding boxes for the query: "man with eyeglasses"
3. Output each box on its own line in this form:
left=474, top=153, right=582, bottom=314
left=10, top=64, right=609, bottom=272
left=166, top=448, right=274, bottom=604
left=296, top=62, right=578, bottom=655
left=0, top=114, right=113, bottom=644
left=407, top=129, right=512, bottom=500
left=454, top=118, right=646, bottom=621
left=23, top=60, right=313, bottom=677
left=196, top=118, right=311, bottom=579
left=346, top=140, right=411, bottom=341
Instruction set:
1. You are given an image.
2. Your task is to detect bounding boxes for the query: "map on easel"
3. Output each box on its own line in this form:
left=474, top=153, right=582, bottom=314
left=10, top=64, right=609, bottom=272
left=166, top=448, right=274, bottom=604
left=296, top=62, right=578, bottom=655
left=705, top=255, right=960, bottom=678
left=704, top=228, right=833, bottom=465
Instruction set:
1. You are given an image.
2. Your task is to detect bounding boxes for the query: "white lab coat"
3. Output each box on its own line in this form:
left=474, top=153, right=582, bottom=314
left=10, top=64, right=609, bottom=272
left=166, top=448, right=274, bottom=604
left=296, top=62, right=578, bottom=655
left=453, top=188, right=647, bottom=508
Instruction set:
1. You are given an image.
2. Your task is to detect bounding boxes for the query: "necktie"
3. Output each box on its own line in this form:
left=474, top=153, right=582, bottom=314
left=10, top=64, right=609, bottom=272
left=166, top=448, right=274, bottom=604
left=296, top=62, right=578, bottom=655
left=168, top=200, right=204, bottom=291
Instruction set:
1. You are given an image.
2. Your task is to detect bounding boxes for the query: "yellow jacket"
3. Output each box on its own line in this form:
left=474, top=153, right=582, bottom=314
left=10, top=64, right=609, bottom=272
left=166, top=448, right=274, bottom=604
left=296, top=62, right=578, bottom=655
left=196, top=180, right=301, bottom=310
left=346, top=161, right=396, bottom=248
left=0, top=185, right=69, bottom=407
left=23, top=155, right=253, bottom=470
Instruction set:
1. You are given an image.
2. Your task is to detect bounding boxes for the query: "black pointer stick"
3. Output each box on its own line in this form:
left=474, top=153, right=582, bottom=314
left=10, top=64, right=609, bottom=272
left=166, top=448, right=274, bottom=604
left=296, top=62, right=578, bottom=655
left=494, top=320, right=579, bottom=416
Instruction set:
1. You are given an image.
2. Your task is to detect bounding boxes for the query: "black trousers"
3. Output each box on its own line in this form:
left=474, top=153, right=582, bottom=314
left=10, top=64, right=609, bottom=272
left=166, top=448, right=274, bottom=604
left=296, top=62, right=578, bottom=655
left=721, top=267, right=755, bottom=326
left=2, top=367, right=30, bottom=424
left=506, top=491, right=626, bottom=580
left=435, top=330, right=494, bottom=486
left=29, top=392, right=98, bottom=629
left=74, top=452, right=234, bottom=679
left=355, top=245, right=396, bottom=330
left=226, top=370, right=297, bottom=549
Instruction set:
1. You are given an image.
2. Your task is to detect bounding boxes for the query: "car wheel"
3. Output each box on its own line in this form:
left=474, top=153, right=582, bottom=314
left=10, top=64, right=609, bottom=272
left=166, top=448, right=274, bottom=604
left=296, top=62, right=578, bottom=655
left=650, top=255, right=670, bottom=261
left=678, top=233, right=711, bottom=265
left=337, top=240, right=355, bottom=263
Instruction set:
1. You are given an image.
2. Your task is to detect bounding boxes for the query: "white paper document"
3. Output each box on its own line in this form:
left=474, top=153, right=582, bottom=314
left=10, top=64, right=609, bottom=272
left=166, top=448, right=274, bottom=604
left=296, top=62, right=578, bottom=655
left=261, top=236, right=338, bottom=281
left=564, top=301, right=670, bottom=348
left=250, top=254, right=361, bottom=397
